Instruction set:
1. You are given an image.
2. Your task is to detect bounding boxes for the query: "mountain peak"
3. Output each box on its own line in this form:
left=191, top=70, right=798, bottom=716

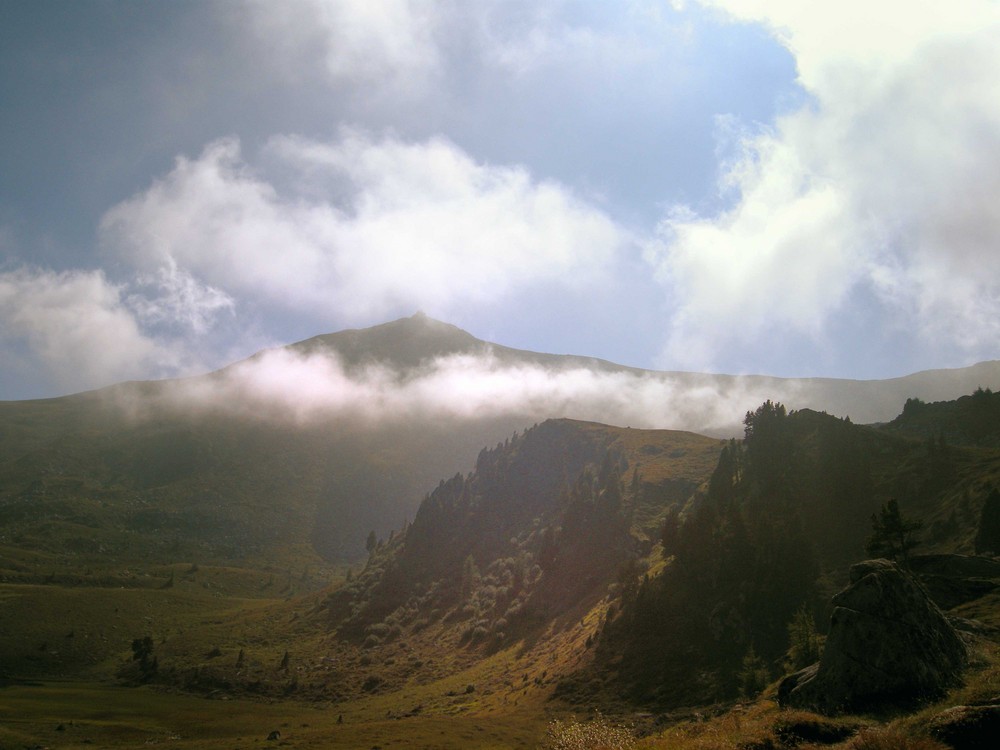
left=291, top=314, right=488, bottom=370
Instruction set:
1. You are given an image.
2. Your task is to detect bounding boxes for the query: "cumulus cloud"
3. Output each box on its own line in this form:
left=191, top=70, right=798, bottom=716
left=0, top=262, right=243, bottom=396
left=100, top=132, right=628, bottom=322
left=651, top=0, right=1000, bottom=369
left=0, top=268, right=166, bottom=392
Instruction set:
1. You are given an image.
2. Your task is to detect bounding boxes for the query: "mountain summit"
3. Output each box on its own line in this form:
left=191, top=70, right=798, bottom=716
left=291, top=312, right=488, bottom=370
left=278, top=314, right=1000, bottom=431
left=285, top=312, right=628, bottom=375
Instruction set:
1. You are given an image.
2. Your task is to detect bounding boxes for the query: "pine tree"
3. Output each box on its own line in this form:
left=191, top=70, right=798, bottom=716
left=737, top=645, right=769, bottom=699
left=975, top=488, right=1000, bottom=555
left=785, top=604, right=821, bottom=670
left=866, top=498, right=922, bottom=563
left=461, top=555, right=481, bottom=600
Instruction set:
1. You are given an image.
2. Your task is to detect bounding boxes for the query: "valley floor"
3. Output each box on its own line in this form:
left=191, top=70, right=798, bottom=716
left=0, top=679, right=552, bottom=749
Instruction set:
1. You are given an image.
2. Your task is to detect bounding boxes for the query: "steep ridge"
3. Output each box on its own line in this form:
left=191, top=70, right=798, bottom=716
left=325, top=420, right=720, bottom=645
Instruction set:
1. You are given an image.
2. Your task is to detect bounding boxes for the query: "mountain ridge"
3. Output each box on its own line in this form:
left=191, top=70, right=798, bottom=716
left=4, top=312, right=998, bottom=436
left=1, top=313, right=999, bottom=568
left=174, top=313, right=1000, bottom=432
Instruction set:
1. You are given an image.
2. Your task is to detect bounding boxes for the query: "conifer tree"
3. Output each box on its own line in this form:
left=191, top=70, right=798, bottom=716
left=785, top=604, right=821, bottom=670
left=866, top=498, right=922, bottom=563
left=975, top=488, right=1000, bottom=555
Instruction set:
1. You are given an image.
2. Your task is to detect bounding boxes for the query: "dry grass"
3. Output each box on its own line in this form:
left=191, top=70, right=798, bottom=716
left=0, top=680, right=548, bottom=749
left=845, top=727, right=949, bottom=750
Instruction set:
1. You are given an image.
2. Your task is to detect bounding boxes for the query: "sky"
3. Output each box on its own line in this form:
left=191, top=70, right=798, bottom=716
left=2, top=0, right=1000, bottom=401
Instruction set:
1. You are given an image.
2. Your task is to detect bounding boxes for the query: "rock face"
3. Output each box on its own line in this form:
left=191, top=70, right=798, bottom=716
left=780, top=559, right=967, bottom=713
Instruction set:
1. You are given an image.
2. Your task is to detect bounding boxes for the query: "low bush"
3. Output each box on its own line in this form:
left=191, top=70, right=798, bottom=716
left=546, top=713, right=635, bottom=750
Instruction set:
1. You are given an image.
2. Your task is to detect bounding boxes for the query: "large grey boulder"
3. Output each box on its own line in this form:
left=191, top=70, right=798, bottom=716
left=780, top=559, right=967, bottom=714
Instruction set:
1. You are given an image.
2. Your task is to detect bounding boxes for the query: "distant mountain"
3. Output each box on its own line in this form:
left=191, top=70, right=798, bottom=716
left=278, top=313, right=1000, bottom=432
left=0, top=313, right=998, bottom=568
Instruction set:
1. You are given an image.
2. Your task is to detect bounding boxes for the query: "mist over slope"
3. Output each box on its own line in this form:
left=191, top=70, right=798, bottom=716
left=1, top=313, right=997, bottom=563
left=157, top=312, right=1000, bottom=436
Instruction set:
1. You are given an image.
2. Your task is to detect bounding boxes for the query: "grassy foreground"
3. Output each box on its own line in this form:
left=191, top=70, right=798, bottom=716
left=0, top=680, right=553, bottom=749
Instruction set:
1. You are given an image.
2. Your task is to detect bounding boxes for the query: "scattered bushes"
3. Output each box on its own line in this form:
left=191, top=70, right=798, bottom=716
left=546, top=713, right=635, bottom=750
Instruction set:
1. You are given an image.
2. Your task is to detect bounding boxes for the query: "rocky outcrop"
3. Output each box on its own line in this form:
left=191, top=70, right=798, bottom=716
left=780, top=559, right=967, bottom=714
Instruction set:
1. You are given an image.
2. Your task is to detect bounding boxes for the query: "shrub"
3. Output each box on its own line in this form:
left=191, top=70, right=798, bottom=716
left=546, top=713, right=635, bottom=750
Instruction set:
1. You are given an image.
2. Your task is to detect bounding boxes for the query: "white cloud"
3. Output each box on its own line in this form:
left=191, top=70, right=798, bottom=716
left=651, top=0, right=1000, bottom=370
left=246, top=0, right=445, bottom=91
left=100, top=132, right=628, bottom=322
left=0, top=268, right=166, bottom=392
left=127, top=258, right=235, bottom=334
left=243, top=0, right=686, bottom=91
left=0, top=262, right=244, bottom=396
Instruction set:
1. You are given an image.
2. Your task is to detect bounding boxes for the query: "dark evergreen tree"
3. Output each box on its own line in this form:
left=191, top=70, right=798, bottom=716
left=707, top=440, right=741, bottom=509
left=975, top=488, right=1000, bottom=555
left=815, top=416, right=875, bottom=562
left=785, top=604, right=821, bottom=670
left=130, top=636, right=157, bottom=681
left=659, top=505, right=680, bottom=556
left=604, top=402, right=819, bottom=703
left=742, top=401, right=794, bottom=509
left=866, top=498, right=922, bottom=563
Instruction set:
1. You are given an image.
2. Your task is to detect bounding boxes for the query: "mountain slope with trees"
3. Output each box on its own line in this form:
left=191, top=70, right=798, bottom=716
left=3, top=384, right=1000, bottom=747
left=1, top=314, right=998, bottom=572
left=3, top=316, right=1000, bottom=747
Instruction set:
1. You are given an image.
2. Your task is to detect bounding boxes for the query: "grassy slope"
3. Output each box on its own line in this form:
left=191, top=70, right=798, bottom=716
left=0, top=388, right=534, bottom=568
left=3, top=399, right=1000, bottom=748
left=0, top=420, right=721, bottom=748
